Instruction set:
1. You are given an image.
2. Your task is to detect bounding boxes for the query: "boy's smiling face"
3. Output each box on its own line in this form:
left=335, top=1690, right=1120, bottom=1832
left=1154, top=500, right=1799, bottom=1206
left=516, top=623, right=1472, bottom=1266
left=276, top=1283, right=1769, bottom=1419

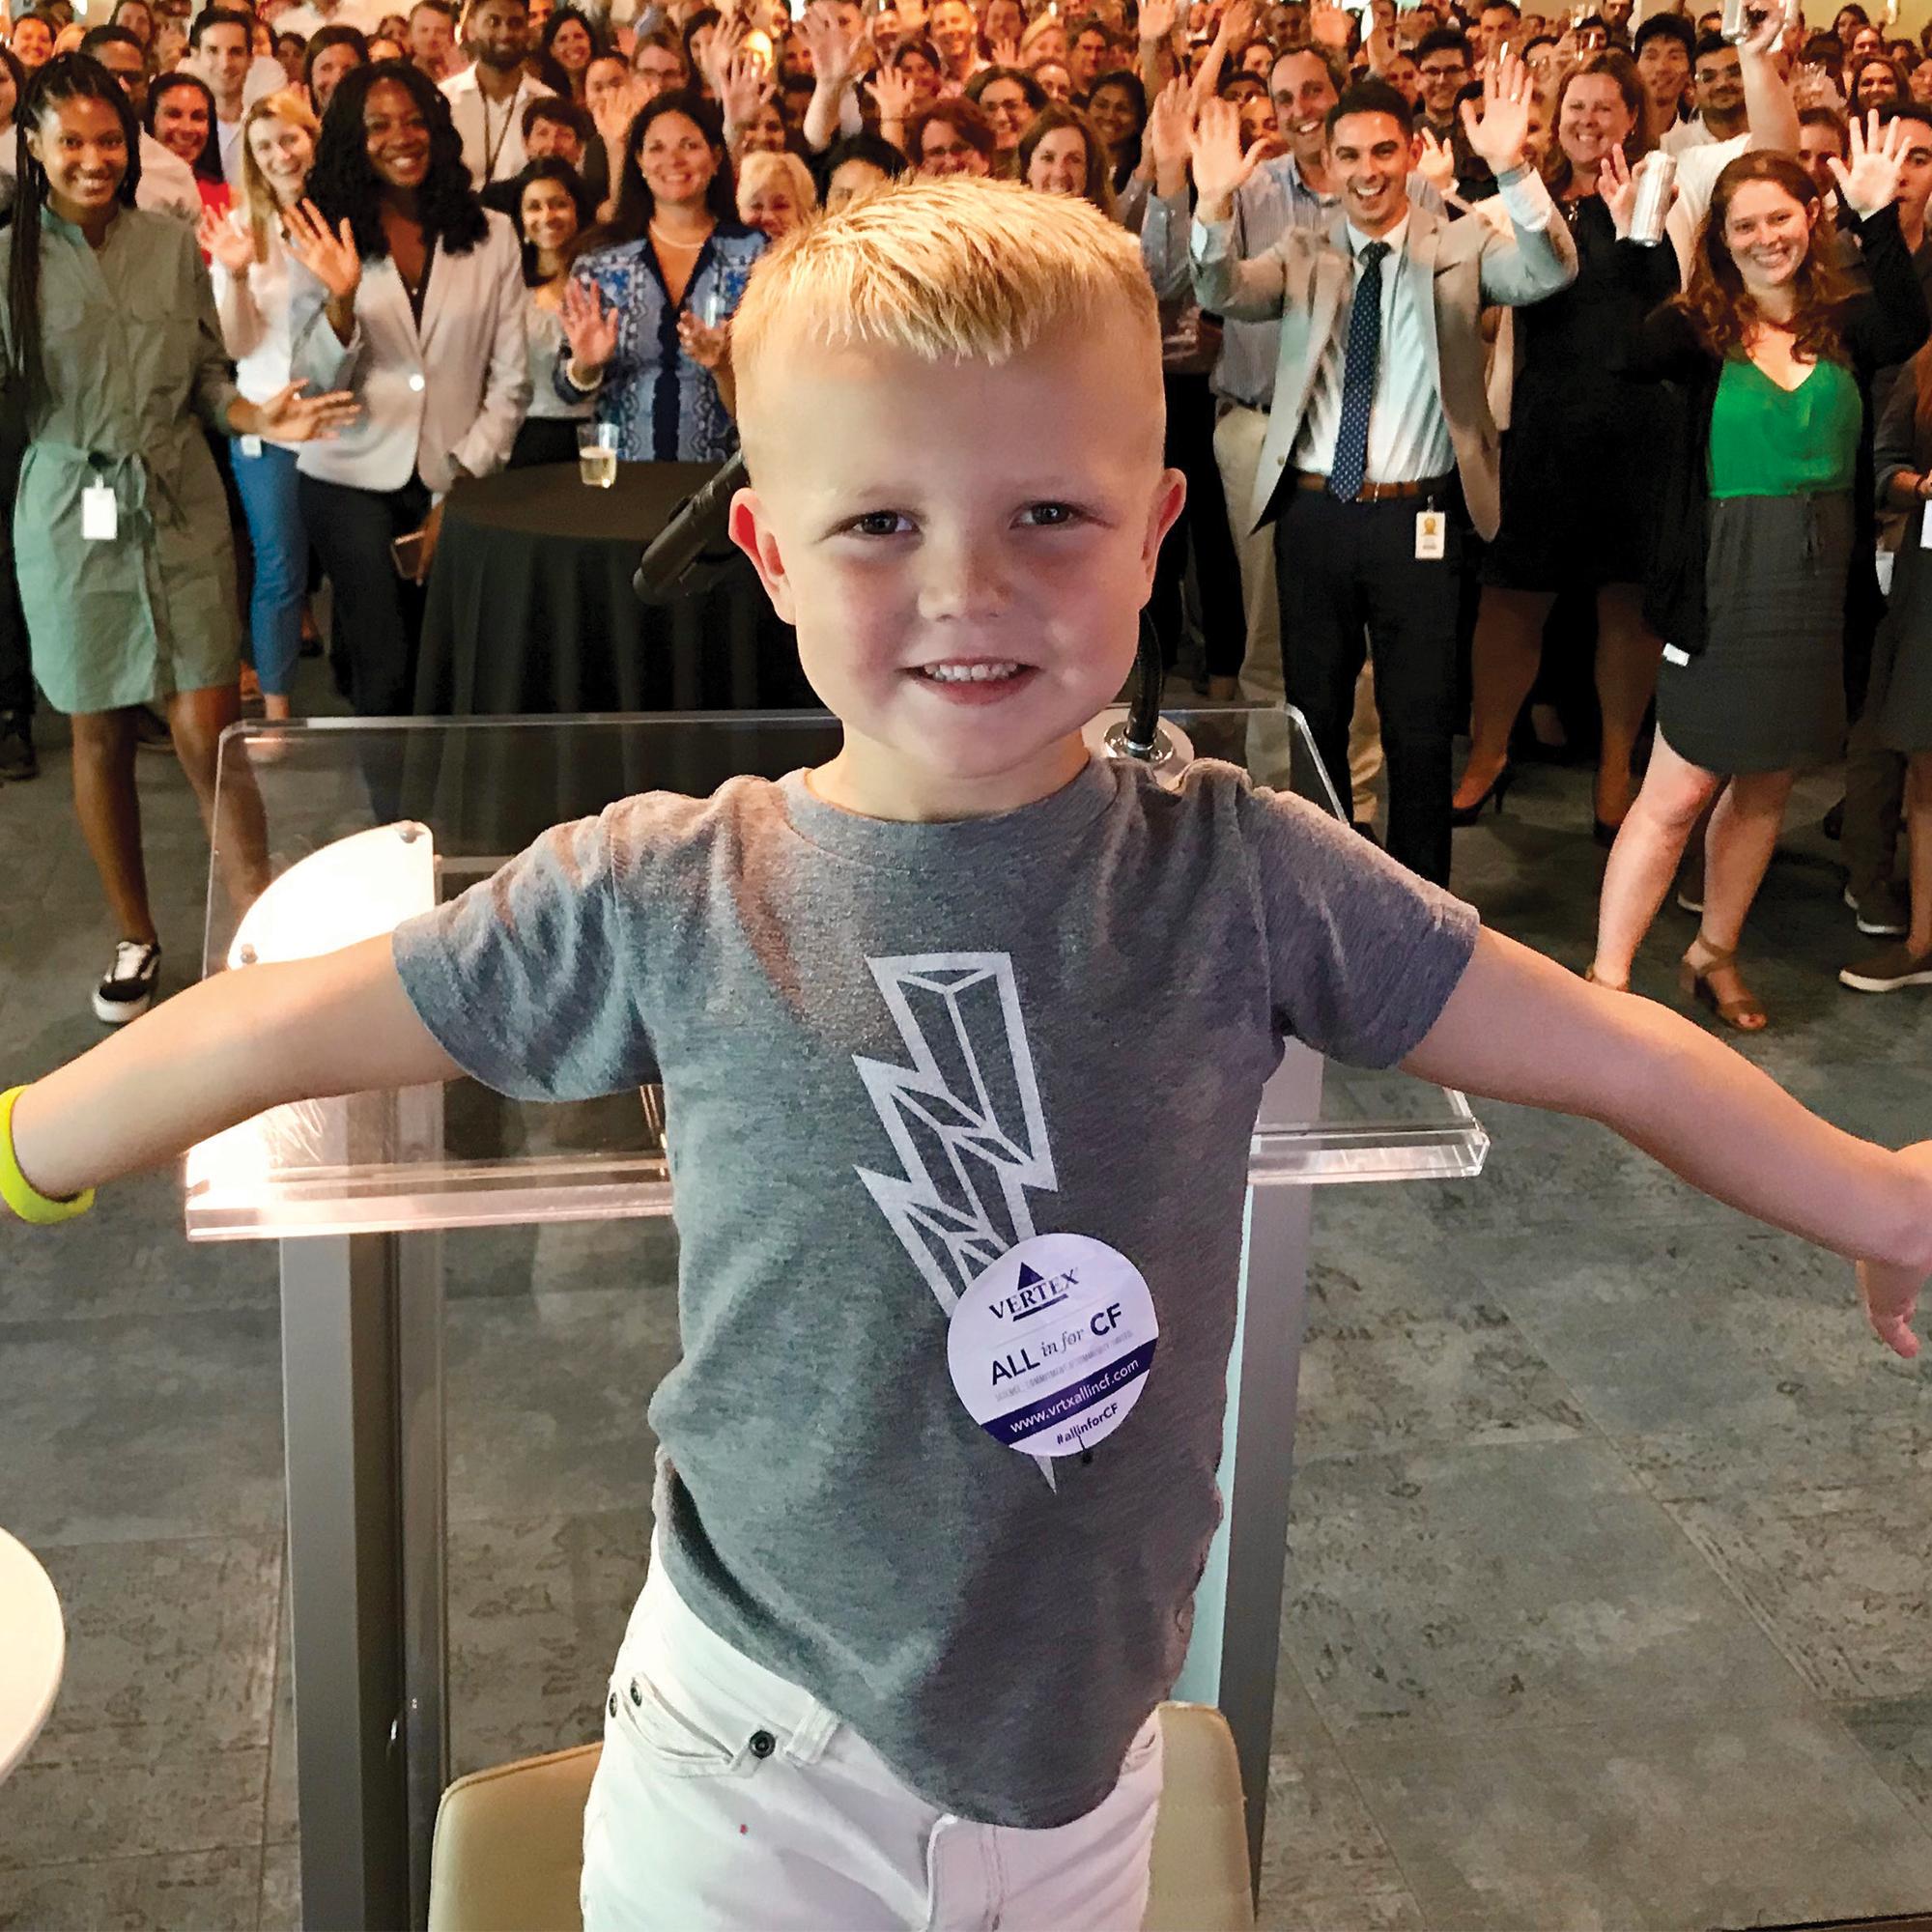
left=730, top=324, right=1185, bottom=821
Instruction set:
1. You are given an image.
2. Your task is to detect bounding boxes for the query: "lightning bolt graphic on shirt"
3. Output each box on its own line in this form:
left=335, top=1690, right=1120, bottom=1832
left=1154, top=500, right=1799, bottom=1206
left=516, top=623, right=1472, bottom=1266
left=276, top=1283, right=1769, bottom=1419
left=853, top=953, right=1062, bottom=1488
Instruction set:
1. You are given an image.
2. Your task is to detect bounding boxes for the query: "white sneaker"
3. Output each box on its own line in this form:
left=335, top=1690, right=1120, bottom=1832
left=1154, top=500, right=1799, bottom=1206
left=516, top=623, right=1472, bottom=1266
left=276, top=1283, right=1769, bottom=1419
left=93, top=940, right=160, bottom=1025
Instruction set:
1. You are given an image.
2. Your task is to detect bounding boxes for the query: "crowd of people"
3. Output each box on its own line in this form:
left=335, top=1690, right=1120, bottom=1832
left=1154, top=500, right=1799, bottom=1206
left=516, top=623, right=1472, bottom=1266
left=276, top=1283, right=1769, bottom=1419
left=1, top=0, right=1931, bottom=1032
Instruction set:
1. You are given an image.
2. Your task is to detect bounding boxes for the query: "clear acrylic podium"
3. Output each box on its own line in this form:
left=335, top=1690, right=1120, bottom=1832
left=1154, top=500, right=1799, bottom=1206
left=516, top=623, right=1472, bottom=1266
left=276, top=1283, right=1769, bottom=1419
left=188, top=710, right=1487, bottom=1932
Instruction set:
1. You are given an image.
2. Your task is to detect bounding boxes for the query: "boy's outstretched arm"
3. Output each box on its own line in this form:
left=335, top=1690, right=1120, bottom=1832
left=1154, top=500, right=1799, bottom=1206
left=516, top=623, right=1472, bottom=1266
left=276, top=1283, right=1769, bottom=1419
left=1400, top=929, right=1931, bottom=1360
left=7, top=937, right=463, bottom=1208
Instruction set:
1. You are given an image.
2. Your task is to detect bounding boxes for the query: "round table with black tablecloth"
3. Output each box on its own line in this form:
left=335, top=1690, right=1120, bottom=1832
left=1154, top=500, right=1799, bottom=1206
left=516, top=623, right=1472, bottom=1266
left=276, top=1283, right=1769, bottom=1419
left=415, top=461, right=812, bottom=716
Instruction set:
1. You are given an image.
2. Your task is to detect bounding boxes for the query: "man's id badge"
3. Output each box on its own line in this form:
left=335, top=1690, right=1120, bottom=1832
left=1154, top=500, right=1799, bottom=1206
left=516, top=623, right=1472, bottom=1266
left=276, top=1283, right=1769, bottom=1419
left=239, top=435, right=264, bottom=459
left=1415, top=509, right=1446, bottom=560
left=947, top=1233, right=1157, bottom=1459
left=81, top=483, right=117, bottom=543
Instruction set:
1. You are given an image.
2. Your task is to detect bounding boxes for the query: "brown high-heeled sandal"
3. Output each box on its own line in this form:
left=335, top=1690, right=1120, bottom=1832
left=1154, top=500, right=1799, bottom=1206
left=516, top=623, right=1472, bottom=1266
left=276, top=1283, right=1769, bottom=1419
left=1582, top=967, right=1630, bottom=991
left=1679, top=942, right=1767, bottom=1032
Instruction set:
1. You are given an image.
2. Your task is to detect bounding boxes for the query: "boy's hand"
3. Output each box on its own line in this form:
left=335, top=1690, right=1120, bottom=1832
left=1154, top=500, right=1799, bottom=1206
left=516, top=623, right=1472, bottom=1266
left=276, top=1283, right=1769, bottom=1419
left=1402, top=929, right=1932, bottom=1365
left=1859, top=1141, right=1932, bottom=1359
left=6, top=937, right=462, bottom=1208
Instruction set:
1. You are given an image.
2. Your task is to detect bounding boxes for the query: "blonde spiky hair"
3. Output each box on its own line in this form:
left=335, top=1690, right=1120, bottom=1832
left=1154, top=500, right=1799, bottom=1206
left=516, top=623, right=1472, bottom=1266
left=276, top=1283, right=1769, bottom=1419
left=732, top=177, right=1159, bottom=413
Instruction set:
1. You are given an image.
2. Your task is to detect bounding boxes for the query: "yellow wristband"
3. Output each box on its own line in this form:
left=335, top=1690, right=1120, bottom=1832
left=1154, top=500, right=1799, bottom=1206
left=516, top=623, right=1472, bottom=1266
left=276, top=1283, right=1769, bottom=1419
left=0, top=1086, right=95, bottom=1226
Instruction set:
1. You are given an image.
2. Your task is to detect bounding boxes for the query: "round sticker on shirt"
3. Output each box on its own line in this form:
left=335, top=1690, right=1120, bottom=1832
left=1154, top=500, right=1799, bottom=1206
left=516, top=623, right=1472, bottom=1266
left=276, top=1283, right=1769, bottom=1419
left=947, top=1234, right=1158, bottom=1459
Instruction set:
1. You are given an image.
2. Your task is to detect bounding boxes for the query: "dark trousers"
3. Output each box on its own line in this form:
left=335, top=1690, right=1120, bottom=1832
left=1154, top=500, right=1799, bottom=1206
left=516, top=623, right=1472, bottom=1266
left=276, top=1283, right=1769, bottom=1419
left=1150, top=372, right=1247, bottom=681
left=1273, top=484, right=1463, bottom=886
left=1843, top=742, right=1907, bottom=897
left=298, top=472, right=432, bottom=718
left=0, top=553, right=30, bottom=720
left=0, top=409, right=31, bottom=720
left=1844, top=593, right=1907, bottom=897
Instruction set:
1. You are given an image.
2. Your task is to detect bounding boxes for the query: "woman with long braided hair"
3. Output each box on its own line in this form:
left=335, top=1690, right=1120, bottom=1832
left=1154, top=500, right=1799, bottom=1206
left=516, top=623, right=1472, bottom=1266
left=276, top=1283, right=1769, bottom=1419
left=0, top=53, right=353, bottom=1023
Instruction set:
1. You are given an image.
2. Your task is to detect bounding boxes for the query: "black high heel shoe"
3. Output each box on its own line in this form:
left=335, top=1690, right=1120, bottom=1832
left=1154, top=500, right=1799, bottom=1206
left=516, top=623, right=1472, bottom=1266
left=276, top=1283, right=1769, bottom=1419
left=1450, top=764, right=1515, bottom=828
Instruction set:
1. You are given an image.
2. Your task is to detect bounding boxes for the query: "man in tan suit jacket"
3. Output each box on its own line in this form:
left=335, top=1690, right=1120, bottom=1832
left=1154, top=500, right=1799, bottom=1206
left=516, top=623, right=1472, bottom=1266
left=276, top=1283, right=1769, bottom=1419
left=1190, top=58, right=1575, bottom=883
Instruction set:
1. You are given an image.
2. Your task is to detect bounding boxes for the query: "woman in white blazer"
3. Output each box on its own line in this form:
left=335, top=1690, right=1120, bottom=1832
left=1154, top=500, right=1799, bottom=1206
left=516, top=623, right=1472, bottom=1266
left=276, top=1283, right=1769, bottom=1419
left=287, top=59, right=529, bottom=717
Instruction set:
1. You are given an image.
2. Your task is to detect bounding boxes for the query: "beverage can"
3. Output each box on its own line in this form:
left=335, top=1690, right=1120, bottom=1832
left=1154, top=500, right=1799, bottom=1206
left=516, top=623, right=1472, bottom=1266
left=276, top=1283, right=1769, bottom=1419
left=1721, top=0, right=1752, bottom=41
left=1629, top=150, right=1676, bottom=247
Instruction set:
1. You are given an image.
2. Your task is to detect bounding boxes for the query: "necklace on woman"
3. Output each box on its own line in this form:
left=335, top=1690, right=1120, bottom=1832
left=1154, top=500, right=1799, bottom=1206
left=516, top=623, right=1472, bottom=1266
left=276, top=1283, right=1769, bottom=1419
left=649, top=220, right=707, bottom=251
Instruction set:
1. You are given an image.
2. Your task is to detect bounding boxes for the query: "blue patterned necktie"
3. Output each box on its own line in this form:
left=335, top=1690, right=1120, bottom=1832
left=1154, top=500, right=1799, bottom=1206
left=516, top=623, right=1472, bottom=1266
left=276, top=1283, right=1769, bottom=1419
left=1328, top=239, right=1391, bottom=503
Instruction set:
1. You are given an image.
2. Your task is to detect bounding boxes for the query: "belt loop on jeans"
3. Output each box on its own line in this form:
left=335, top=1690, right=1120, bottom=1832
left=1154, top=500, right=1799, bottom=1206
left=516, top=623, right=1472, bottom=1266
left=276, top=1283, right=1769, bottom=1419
left=1295, top=470, right=1454, bottom=504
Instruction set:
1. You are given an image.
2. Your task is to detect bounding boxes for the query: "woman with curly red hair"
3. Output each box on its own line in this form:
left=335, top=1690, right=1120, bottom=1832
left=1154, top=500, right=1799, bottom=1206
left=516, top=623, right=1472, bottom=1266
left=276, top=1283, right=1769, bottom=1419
left=1591, top=126, right=1928, bottom=1027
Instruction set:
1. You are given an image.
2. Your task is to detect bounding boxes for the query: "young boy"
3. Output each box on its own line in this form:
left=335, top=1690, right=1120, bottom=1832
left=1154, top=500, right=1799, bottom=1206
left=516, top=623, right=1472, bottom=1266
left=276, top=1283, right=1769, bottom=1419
left=2, top=181, right=1927, bottom=1930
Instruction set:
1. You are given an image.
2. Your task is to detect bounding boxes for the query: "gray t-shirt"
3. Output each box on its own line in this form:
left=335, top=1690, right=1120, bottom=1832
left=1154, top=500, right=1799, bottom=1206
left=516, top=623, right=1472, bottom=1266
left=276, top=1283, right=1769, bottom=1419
left=392, top=754, right=1479, bottom=1829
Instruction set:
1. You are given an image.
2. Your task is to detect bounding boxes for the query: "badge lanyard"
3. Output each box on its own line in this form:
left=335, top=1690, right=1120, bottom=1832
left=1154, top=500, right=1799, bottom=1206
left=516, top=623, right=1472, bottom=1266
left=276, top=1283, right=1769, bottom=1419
left=480, top=87, right=517, bottom=183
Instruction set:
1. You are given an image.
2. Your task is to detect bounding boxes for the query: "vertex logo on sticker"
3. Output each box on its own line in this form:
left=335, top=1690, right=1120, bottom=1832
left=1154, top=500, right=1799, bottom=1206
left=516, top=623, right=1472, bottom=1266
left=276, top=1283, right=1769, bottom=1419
left=947, top=1233, right=1158, bottom=1458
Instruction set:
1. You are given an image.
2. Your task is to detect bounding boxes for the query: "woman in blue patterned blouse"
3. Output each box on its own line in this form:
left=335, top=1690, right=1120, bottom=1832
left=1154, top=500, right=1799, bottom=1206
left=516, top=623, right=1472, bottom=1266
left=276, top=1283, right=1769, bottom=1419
left=555, top=90, right=764, bottom=463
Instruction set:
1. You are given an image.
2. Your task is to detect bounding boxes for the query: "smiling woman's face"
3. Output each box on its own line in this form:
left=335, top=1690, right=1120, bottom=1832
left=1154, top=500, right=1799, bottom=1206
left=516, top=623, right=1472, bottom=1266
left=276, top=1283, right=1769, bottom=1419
left=153, top=83, right=211, bottom=163
left=248, top=110, right=314, bottom=197
left=27, top=92, right=128, bottom=216
left=362, top=75, right=430, bottom=189
left=636, top=108, right=715, bottom=206
left=520, top=173, right=581, bottom=253
left=11, top=16, right=53, bottom=65
left=1722, top=177, right=1816, bottom=292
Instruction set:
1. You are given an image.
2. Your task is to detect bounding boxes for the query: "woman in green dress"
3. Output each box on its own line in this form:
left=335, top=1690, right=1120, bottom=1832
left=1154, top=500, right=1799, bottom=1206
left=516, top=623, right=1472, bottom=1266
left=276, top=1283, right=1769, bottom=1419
left=0, top=55, right=355, bottom=1024
left=1589, top=126, right=1929, bottom=1029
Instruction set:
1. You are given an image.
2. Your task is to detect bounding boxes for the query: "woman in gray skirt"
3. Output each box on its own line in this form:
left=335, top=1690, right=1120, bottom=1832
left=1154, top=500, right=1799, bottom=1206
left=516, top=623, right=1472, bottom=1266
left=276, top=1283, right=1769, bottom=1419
left=1842, top=343, right=1932, bottom=992
left=1589, top=123, right=1928, bottom=1029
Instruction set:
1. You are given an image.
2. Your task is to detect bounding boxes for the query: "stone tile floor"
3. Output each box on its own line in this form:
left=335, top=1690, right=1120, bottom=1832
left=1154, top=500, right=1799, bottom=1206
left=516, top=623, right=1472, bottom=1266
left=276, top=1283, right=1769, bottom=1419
left=3, top=698, right=1931, bottom=1931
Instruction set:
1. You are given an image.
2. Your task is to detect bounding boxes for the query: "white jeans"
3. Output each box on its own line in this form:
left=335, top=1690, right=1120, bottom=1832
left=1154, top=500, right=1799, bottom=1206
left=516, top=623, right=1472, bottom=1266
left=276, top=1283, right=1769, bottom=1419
left=581, top=1552, right=1165, bottom=1931
left=1214, top=400, right=1385, bottom=822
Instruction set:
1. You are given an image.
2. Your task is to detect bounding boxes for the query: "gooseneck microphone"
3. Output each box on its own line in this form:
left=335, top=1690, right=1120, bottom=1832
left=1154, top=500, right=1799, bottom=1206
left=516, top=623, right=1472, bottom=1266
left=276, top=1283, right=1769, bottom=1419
left=633, top=454, right=751, bottom=605
left=1116, top=617, right=1168, bottom=762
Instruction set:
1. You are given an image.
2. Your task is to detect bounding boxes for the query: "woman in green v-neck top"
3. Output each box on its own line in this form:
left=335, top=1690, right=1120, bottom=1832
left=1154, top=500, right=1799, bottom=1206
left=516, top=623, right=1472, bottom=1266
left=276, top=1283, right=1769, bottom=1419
left=1707, top=355, right=1862, bottom=498
left=1589, top=142, right=1929, bottom=1032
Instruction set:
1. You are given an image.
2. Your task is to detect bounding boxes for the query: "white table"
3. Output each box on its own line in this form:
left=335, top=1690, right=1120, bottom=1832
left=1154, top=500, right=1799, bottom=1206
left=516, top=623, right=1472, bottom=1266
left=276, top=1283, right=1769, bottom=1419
left=0, top=1526, right=64, bottom=1780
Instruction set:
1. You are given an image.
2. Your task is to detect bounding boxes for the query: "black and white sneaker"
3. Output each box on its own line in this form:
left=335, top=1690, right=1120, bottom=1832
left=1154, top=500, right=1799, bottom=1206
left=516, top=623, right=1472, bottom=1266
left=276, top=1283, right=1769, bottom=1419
left=93, top=941, right=160, bottom=1025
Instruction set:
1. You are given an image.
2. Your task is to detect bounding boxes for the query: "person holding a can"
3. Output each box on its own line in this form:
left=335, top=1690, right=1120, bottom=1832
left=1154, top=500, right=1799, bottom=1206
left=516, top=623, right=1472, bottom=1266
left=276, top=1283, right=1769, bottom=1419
left=1452, top=52, right=1681, bottom=842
